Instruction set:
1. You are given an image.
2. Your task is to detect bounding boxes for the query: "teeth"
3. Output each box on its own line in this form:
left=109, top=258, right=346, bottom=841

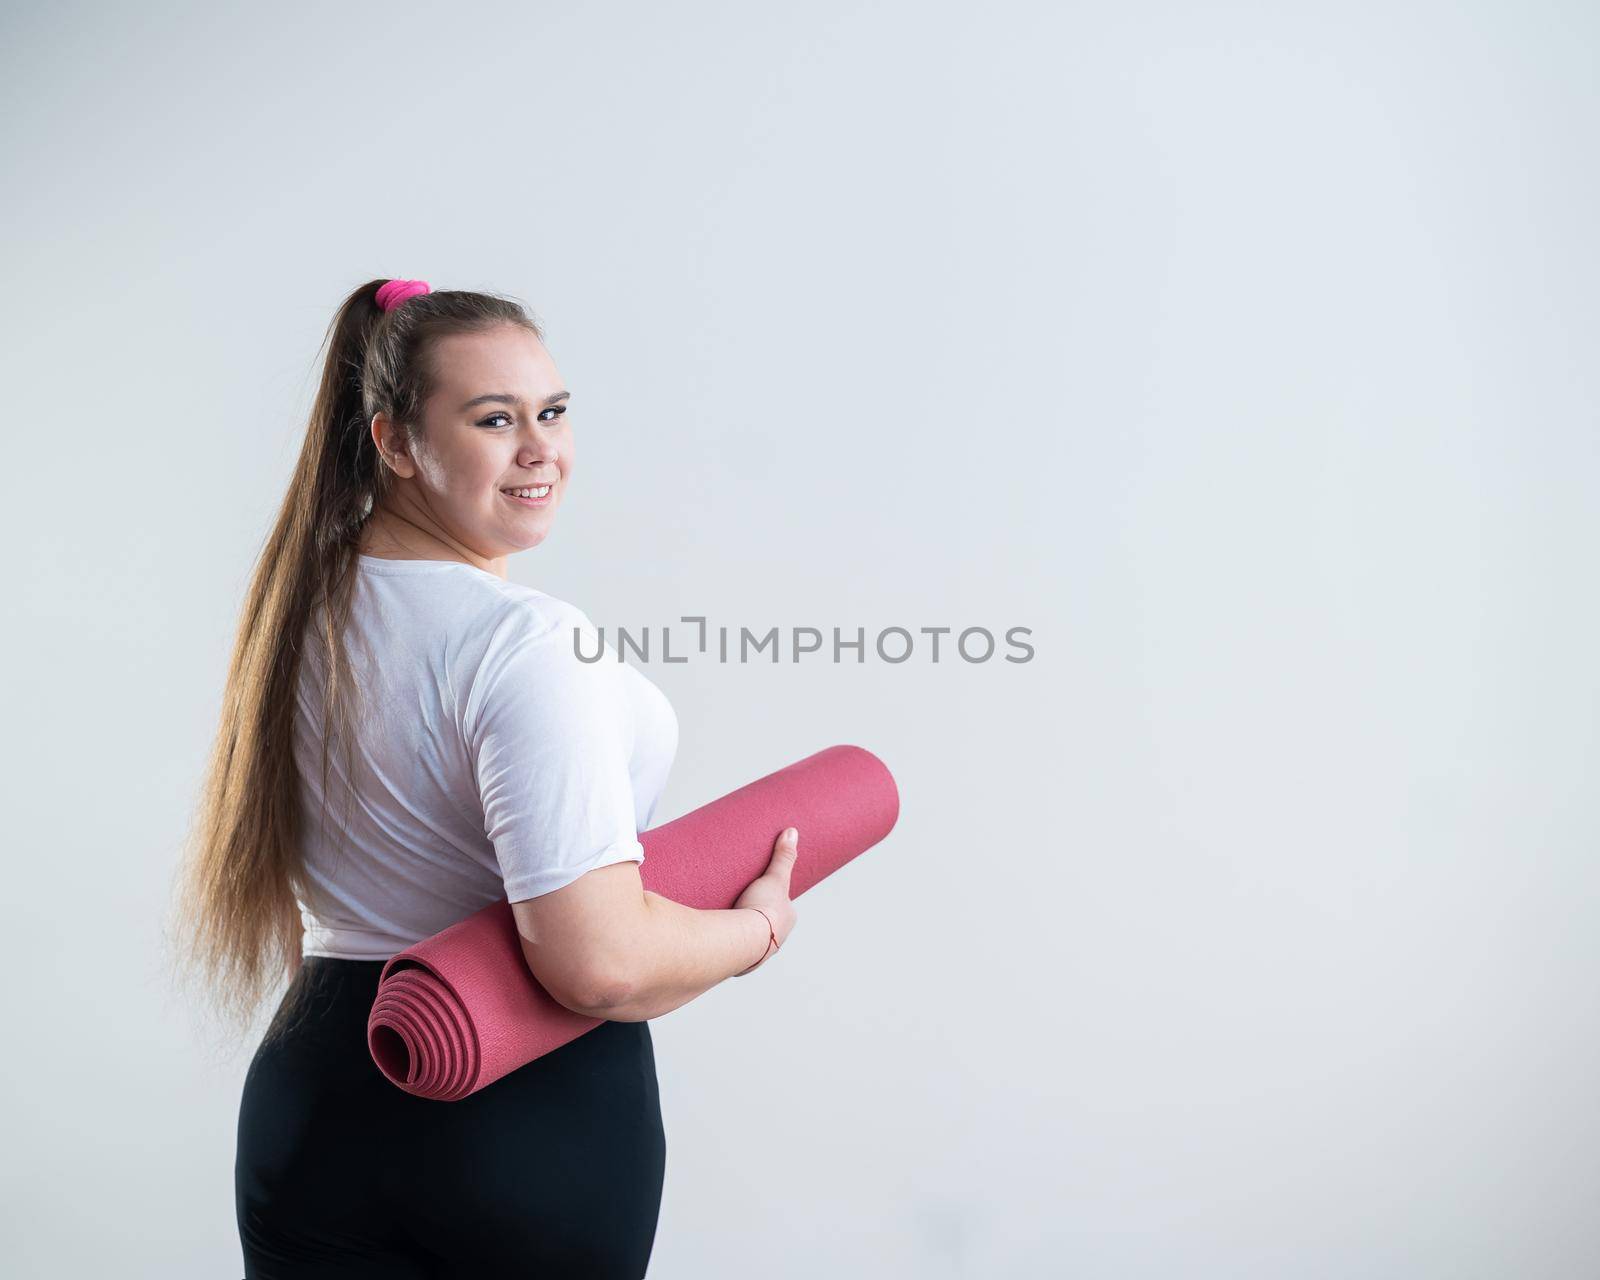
left=505, top=486, right=551, bottom=499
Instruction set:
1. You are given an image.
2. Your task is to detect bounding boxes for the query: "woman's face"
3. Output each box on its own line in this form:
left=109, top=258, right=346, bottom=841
left=370, top=323, right=572, bottom=571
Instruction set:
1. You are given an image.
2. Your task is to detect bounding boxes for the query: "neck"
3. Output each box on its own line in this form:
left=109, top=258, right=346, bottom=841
left=358, top=507, right=507, bottom=579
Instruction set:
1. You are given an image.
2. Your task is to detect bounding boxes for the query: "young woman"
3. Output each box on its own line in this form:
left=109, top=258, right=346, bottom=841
left=168, top=278, right=799, bottom=1278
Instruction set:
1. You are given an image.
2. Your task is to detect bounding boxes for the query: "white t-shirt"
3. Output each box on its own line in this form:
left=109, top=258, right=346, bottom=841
left=292, top=554, right=678, bottom=960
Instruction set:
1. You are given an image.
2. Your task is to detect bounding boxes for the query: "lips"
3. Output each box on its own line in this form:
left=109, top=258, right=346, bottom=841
left=501, top=485, right=554, bottom=507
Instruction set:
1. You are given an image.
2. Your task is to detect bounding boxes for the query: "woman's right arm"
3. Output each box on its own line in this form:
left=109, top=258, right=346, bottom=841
left=478, top=608, right=798, bottom=1020
left=510, top=828, right=800, bottom=1022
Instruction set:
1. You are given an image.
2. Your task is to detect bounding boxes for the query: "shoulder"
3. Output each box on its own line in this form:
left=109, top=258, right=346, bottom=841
left=456, top=580, right=617, bottom=729
left=467, top=578, right=600, bottom=663
left=384, top=562, right=593, bottom=650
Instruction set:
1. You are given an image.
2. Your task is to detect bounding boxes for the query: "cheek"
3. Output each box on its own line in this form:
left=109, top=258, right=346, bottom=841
left=441, top=443, right=504, bottom=496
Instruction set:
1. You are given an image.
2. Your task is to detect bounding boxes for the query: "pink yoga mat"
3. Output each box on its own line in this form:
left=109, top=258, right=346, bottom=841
left=367, top=744, right=899, bottom=1100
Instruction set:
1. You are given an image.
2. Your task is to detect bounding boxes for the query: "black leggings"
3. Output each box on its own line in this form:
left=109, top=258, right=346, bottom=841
left=236, top=957, right=667, bottom=1278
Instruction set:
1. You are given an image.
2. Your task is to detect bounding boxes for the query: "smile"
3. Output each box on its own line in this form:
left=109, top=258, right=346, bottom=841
left=501, top=485, right=553, bottom=507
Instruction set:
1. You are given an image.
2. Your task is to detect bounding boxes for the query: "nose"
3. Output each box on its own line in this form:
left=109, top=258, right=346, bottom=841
left=518, top=420, right=559, bottom=468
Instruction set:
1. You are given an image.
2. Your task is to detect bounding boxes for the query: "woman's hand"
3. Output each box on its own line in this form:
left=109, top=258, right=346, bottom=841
left=732, top=827, right=800, bottom=976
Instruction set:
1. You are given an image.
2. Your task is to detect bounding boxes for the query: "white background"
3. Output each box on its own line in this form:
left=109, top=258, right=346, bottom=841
left=3, top=1, right=1596, bottom=1276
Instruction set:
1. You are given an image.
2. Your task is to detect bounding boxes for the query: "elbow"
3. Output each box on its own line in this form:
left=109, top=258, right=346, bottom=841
left=561, top=967, right=633, bottom=1020
left=584, top=972, right=635, bottom=1019
left=518, top=934, right=633, bottom=1019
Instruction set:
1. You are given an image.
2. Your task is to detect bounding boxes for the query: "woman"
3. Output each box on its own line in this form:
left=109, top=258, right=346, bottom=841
left=167, top=278, right=799, bottom=1278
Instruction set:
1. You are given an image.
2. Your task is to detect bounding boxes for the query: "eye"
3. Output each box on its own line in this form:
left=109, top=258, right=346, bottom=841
left=478, top=404, right=569, bottom=428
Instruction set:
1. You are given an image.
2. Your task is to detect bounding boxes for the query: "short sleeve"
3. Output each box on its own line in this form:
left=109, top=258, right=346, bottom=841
left=467, top=607, right=645, bottom=902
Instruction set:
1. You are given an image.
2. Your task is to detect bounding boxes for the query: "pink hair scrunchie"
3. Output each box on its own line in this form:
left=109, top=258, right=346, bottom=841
left=375, top=278, right=432, bottom=312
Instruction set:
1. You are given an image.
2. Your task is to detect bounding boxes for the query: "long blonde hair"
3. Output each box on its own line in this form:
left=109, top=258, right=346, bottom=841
left=165, top=279, right=542, bottom=1047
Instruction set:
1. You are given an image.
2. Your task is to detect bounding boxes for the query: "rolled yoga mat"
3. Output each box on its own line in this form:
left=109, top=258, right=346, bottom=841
left=367, top=743, right=899, bottom=1100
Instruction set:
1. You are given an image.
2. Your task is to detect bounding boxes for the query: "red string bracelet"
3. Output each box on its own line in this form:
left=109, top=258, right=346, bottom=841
left=735, top=906, right=779, bottom=976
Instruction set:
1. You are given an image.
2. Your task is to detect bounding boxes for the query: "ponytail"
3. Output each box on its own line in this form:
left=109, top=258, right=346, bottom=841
left=165, top=279, right=541, bottom=1048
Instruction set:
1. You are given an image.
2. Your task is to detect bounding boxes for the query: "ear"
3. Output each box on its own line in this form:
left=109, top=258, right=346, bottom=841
left=371, top=412, right=418, bottom=480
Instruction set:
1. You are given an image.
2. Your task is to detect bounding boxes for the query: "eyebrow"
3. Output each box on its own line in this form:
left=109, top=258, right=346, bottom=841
left=459, top=390, right=571, bottom=411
